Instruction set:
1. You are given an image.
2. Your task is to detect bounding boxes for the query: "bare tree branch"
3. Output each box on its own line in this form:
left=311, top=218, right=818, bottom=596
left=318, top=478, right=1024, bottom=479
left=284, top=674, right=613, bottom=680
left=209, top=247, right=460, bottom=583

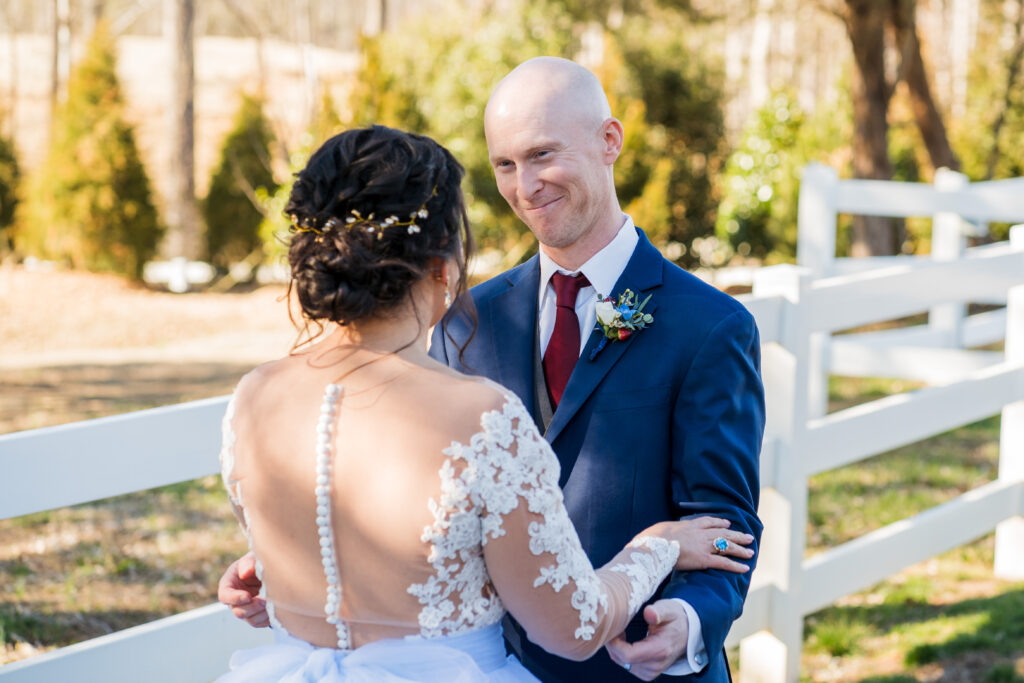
left=111, top=0, right=160, bottom=37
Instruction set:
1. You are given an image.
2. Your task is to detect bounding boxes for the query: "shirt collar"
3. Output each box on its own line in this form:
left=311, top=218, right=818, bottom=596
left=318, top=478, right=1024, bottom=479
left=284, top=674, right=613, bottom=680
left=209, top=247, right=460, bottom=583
left=538, top=215, right=638, bottom=300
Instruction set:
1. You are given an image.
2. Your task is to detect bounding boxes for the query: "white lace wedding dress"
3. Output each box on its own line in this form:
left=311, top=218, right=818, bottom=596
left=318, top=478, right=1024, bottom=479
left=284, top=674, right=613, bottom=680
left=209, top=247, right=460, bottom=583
left=218, top=379, right=679, bottom=682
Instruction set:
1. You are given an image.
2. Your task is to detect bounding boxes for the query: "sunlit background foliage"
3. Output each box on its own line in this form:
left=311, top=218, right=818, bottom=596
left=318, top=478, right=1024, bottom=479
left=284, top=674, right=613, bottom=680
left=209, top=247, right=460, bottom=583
left=1, top=0, right=1023, bottom=277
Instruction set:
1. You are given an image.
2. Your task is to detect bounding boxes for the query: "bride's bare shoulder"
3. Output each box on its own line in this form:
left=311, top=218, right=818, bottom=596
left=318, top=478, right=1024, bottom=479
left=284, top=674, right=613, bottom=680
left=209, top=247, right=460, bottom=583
left=417, top=367, right=519, bottom=422
left=227, top=357, right=305, bottom=413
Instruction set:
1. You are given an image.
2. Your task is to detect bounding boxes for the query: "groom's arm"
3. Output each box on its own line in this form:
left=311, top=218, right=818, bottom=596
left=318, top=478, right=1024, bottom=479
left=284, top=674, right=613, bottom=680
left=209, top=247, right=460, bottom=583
left=608, top=306, right=764, bottom=678
left=664, top=307, right=765, bottom=662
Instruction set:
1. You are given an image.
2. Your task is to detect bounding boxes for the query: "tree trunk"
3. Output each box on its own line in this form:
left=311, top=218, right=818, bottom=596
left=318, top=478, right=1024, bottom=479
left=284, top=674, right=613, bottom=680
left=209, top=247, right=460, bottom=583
left=363, top=0, right=386, bottom=36
left=82, top=0, right=106, bottom=39
left=219, top=0, right=268, bottom=96
left=843, top=0, right=899, bottom=255
left=748, top=0, right=775, bottom=111
left=985, top=0, right=1024, bottom=179
left=50, top=0, right=71, bottom=124
left=890, top=0, right=961, bottom=171
left=298, top=0, right=318, bottom=131
left=2, top=2, right=18, bottom=138
left=163, top=0, right=201, bottom=262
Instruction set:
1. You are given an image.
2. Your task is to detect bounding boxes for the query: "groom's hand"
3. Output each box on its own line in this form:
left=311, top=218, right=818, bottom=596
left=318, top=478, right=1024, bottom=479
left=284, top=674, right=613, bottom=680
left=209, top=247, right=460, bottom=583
left=606, top=600, right=688, bottom=680
left=218, top=552, right=269, bottom=627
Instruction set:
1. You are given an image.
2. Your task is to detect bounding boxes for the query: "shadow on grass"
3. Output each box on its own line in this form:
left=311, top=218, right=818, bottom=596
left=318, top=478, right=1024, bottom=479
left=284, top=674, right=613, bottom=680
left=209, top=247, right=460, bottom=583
left=0, top=362, right=256, bottom=434
left=808, top=586, right=1024, bottom=669
left=1, top=601, right=167, bottom=648
left=901, top=587, right=1024, bottom=664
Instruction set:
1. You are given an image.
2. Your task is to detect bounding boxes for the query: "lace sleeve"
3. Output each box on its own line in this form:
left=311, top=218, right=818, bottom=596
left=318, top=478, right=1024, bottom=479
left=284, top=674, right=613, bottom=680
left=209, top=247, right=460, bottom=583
left=474, top=394, right=679, bottom=661
left=219, top=392, right=248, bottom=534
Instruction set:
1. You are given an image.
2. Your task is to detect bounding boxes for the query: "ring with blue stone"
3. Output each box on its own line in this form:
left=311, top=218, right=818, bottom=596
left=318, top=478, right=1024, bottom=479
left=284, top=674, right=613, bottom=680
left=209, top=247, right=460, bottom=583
left=712, top=537, right=728, bottom=554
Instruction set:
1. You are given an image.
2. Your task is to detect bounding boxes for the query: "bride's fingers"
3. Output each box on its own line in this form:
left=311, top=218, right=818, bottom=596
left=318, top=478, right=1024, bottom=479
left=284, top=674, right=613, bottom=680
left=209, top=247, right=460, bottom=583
left=711, top=536, right=755, bottom=559
left=694, top=516, right=730, bottom=529
left=723, top=530, right=755, bottom=547
left=708, top=554, right=751, bottom=573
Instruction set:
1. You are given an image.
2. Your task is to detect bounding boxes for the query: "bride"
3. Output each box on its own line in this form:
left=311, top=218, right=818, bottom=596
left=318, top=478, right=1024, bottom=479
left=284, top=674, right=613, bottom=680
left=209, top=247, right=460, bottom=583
left=217, top=125, right=753, bottom=682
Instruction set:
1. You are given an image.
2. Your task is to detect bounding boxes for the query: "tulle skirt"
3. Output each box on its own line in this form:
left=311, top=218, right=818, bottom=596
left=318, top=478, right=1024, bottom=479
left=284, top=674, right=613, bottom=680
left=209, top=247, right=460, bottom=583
left=216, top=622, right=538, bottom=683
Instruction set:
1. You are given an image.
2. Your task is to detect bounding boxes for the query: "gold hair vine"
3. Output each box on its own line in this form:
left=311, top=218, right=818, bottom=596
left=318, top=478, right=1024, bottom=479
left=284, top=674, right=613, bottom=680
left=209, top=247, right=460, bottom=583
left=291, top=187, right=436, bottom=241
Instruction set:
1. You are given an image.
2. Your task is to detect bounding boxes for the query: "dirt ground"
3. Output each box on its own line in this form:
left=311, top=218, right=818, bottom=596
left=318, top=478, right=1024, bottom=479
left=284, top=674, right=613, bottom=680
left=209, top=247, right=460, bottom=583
left=0, top=264, right=296, bottom=365
left=0, top=265, right=300, bottom=664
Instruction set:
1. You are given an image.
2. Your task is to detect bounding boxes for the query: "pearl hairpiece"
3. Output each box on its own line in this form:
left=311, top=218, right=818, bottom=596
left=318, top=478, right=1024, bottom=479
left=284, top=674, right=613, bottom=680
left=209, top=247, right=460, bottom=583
left=292, top=187, right=436, bottom=241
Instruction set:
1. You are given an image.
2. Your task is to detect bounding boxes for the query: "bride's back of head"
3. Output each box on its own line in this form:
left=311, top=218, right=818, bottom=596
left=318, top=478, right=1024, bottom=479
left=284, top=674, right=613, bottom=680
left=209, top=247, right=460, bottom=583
left=285, top=125, right=473, bottom=328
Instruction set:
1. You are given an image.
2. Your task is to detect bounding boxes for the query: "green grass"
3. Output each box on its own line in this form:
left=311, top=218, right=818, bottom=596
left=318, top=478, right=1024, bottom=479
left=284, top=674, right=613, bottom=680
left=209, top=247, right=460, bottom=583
left=0, top=606, right=59, bottom=647
left=0, top=475, right=244, bottom=663
left=732, top=375, right=1023, bottom=681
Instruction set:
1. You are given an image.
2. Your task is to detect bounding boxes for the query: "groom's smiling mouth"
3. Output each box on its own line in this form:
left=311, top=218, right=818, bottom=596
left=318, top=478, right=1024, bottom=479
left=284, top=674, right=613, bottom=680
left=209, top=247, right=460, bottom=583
left=525, top=197, right=563, bottom=212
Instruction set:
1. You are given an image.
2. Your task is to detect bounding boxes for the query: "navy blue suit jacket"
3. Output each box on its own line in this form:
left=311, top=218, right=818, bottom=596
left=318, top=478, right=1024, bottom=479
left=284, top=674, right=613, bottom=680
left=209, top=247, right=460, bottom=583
left=429, top=229, right=764, bottom=682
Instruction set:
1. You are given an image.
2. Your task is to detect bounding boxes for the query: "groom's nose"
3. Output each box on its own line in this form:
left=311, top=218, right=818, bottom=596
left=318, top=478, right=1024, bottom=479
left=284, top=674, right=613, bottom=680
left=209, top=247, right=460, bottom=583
left=517, top=165, right=544, bottom=201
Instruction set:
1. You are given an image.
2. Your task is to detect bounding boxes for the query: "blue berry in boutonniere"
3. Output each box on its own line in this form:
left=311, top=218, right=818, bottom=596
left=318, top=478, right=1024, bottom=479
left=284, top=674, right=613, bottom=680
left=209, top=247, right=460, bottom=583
left=589, top=289, right=654, bottom=361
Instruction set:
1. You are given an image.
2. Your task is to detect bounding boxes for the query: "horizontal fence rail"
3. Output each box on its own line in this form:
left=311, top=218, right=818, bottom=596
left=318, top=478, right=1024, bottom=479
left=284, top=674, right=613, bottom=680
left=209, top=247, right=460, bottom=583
left=833, top=308, right=1007, bottom=350
left=0, top=396, right=229, bottom=520
left=804, top=362, right=1024, bottom=476
left=833, top=176, right=1024, bottom=222
left=807, top=245, right=1024, bottom=334
left=0, top=604, right=273, bottom=683
left=799, top=477, right=1024, bottom=616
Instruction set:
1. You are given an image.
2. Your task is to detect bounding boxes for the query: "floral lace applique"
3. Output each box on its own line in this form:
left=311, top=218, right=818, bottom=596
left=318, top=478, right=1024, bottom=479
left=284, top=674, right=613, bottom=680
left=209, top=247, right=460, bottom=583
left=219, top=394, right=242, bottom=513
left=219, top=391, right=286, bottom=633
left=607, top=536, right=680, bottom=614
left=408, top=393, right=610, bottom=641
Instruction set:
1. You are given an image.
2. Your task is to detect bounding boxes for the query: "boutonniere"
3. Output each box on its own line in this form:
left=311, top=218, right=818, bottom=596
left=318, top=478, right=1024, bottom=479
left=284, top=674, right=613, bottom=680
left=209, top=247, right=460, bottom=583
left=589, top=289, right=654, bottom=361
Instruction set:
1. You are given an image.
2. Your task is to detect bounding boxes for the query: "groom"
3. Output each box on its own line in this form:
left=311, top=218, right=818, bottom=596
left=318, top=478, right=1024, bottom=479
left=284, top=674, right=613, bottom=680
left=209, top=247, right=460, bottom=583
left=429, top=57, right=764, bottom=681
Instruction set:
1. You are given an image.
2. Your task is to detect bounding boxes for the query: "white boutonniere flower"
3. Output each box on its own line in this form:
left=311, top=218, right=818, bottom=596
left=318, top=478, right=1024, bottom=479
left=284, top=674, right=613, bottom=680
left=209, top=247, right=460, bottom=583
left=589, top=289, right=654, bottom=360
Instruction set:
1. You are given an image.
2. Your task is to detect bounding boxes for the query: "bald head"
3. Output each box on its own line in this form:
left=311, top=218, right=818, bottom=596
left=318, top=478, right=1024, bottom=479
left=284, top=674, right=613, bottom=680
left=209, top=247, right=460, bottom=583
left=483, top=57, right=625, bottom=270
left=485, top=57, right=611, bottom=134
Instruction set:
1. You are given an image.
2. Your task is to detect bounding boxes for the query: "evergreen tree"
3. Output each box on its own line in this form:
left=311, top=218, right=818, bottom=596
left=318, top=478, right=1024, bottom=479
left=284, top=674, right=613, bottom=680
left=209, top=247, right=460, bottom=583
left=202, top=93, right=277, bottom=268
left=16, top=23, right=161, bottom=279
left=0, top=130, right=19, bottom=254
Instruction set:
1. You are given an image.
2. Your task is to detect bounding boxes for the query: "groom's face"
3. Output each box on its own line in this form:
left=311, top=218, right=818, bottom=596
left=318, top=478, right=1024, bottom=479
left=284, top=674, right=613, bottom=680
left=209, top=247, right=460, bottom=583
left=485, top=95, right=611, bottom=251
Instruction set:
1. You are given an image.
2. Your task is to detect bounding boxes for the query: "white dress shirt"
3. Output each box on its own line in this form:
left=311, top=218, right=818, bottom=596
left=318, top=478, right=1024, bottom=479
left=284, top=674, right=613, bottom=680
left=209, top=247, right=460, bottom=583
left=536, top=214, right=708, bottom=676
left=538, top=216, right=638, bottom=357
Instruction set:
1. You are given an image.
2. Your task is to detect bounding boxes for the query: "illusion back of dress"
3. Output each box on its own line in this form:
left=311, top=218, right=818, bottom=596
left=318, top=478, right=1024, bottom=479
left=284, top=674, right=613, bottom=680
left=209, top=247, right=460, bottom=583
left=220, top=358, right=678, bottom=662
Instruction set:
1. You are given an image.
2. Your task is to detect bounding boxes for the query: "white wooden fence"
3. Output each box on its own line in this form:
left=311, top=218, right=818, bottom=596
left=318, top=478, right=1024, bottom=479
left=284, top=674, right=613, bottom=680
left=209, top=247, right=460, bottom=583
left=1, top=171, right=1023, bottom=682
left=728, top=165, right=1024, bottom=683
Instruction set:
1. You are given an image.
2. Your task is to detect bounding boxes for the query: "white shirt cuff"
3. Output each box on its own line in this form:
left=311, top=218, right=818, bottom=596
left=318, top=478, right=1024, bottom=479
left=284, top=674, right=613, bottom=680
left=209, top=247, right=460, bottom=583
left=660, top=598, right=708, bottom=675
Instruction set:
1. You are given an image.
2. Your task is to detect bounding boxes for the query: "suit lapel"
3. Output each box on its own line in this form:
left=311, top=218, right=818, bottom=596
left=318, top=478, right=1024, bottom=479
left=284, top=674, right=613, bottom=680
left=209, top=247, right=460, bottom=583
left=545, top=231, right=665, bottom=449
left=484, top=257, right=541, bottom=420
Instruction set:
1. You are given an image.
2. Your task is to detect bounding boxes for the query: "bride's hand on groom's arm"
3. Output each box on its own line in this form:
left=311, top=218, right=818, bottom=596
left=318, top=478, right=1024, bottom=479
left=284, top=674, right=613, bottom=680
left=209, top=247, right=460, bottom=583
left=218, top=552, right=269, bottom=627
left=648, top=515, right=754, bottom=573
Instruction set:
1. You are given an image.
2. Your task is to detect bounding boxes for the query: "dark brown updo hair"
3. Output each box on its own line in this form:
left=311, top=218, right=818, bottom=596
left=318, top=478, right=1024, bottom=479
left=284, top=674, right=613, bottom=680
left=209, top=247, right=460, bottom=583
left=286, top=125, right=473, bottom=329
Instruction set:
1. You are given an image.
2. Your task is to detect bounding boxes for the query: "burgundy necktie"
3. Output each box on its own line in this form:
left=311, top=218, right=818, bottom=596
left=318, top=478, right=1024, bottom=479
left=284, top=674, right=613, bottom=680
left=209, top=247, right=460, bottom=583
left=543, top=272, right=591, bottom=409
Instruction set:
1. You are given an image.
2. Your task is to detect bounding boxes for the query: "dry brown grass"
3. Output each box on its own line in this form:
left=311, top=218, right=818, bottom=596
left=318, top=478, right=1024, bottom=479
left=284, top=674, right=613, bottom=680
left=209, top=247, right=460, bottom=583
left=1, top=265, right=293, bottom=664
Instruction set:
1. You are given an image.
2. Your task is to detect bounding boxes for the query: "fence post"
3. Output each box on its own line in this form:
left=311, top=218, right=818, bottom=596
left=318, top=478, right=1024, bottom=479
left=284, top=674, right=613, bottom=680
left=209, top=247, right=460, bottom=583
left=739, top=265, right=812, bottom=683
left=995, top=225, right=1024, bottom=579
left=796, top=163, right=838, bottom=419
left=929, top=168, right=969, bottom=347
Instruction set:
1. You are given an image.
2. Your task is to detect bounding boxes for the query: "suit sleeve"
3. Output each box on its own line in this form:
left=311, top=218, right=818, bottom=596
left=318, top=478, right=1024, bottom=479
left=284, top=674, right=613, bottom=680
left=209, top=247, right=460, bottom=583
left=662, top=307, right=765, bottom=657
